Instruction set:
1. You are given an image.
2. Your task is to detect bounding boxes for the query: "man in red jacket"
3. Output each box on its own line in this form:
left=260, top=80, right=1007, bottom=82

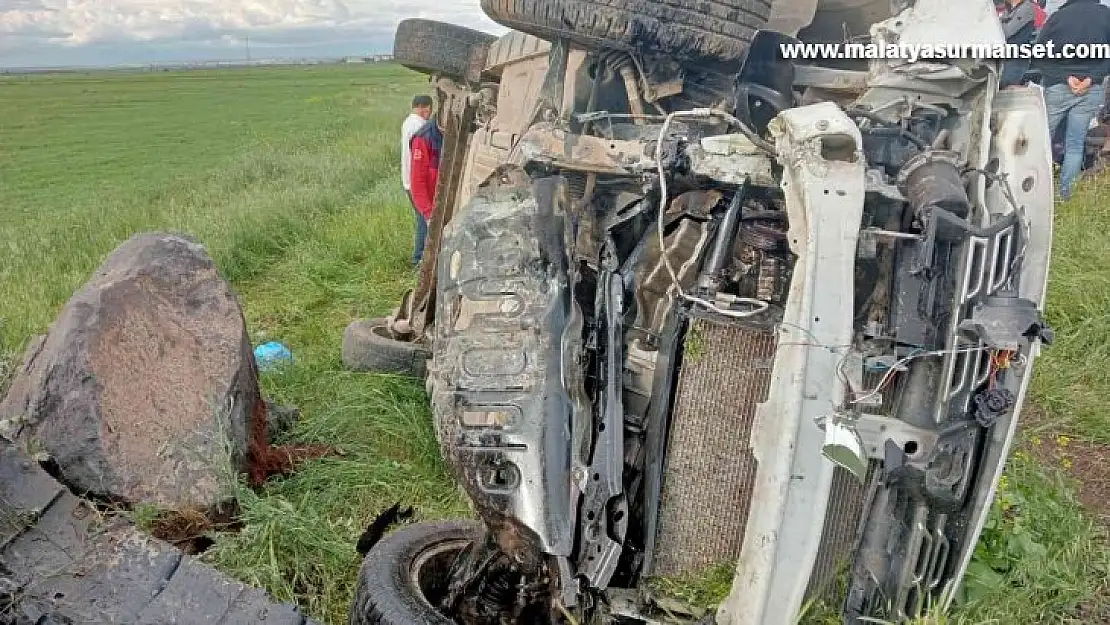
left=998, top=0, right=1048, bottom=26
left=408, top=117, right=444, bottom=266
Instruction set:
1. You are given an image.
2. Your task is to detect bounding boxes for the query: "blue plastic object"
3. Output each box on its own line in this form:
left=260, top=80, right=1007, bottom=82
left=254, top=341, right=293, bottom=372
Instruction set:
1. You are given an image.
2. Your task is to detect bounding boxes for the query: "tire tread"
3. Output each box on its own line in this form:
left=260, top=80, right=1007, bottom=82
left=479, top=0, right=772, bottom=63
left=349, top=521, right=484, bottom=625
left=393, top=18, right=498, bottom=78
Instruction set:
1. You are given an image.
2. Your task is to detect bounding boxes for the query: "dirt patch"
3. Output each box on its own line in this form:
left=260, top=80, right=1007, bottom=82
left=1019, top=408, right=1110, bottom=622
left=1020, top=411, right=1110, bottom=529
left=246, top=395, right=334, bottom=487
left=1078, top=589, right=1110, bottom=625
left=142, top=503, right=242, bottom=555
left=1049, top=439, right=1110, bottom=528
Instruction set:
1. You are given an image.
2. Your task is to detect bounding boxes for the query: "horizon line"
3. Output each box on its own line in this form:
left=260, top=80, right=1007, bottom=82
left=0, top=54, right=397, bottom=73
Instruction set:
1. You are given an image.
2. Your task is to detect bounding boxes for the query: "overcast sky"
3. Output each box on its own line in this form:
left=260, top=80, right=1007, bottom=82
left=0, top=0, right=508, bottom=68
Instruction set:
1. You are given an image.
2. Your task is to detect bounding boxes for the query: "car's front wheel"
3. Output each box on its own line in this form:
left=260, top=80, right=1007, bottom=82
left=348, top=520, right=484, bottom=625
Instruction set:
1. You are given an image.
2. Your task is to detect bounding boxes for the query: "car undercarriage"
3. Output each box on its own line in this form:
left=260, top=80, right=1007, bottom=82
left=349, top=1, right=1057, bottom=623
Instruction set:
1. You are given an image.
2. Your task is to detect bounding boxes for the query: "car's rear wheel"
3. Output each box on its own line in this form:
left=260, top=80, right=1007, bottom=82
left=393, top=18, right=498, bottom=79
left=479, top=0, right=772, bottom=65
left=348, top=520, right=483, bottom=625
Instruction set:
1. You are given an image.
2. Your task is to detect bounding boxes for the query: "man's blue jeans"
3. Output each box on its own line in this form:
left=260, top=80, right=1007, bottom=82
left=1000, top=58, right=1031, bottom=88
left=1044, top=82, right=1104, bottom=199
left=406, top=190, right=427, bottom=266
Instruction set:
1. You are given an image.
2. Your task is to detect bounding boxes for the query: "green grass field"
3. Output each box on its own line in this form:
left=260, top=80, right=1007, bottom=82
left=1, top=65, right=1107, bottom=624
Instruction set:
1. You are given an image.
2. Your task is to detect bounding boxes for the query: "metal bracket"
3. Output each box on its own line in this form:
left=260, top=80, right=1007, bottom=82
left=576, top=264, right=628, bottom=589
left=515, top=123, right=655, bottom=175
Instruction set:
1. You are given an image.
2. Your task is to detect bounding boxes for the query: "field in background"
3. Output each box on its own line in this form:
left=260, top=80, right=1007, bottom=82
left=1, top=64, right=1107, bottom=624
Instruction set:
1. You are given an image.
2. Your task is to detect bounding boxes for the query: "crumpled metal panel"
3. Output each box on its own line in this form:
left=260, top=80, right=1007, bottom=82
left=651, top=320, right=776, bottom=577
left=430, top=173, right=581, bottom=565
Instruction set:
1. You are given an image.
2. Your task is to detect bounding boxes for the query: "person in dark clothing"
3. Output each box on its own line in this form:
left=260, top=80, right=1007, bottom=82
left=407, top=117, right=444, bottom=266
left=1033, top=0, right=1110, bottom=198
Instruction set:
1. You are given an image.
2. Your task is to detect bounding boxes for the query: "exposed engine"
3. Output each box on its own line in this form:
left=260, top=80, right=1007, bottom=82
left=416, top=7, right=1054, bottom=625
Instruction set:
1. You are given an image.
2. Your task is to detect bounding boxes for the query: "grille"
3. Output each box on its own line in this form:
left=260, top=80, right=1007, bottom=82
left=805, top=371, right=888, bottom=601
left=805, top=464, right=875, bottom=600
left=650, top=319, right=776, bottom=576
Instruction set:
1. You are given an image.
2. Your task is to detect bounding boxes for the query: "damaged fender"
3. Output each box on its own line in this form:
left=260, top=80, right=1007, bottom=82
left=944, top=83, right=1055, bottom=609
left=430, top=169, right=583, bottom=568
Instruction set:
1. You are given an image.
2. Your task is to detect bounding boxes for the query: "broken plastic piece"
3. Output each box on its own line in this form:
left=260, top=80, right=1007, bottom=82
left=974, top=388, right=1016, bottom=428
left=821, top=417, right=869, bottom=482
left=958, top=296, right=1047, bottom=351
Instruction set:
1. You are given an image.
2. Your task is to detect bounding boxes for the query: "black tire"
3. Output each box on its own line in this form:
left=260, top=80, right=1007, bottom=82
left=393, top=18, right=498, bottom=79
left=341, top=317, right=430, bottom=378
left=479, top=0, right=772, bottom=65
left=348, top=520, right=484, bottom=625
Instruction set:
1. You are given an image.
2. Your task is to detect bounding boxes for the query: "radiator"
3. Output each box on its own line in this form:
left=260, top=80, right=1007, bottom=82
left=650, top=317, right=871, bottom=610
left=650, top=319, right=775, bottom=576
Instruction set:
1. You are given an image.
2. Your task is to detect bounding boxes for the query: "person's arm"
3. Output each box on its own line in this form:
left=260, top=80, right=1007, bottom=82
left=401, top=118, right=420, bottom=189
left=1034, top=9, right=1059, bottom=44
left=409, top=135, right=435, bottom=220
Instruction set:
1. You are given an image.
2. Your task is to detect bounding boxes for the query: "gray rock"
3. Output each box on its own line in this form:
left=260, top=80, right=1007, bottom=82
left=0, top=233, right=260, bottom=510
left=265, top=401, right=301, bottom=444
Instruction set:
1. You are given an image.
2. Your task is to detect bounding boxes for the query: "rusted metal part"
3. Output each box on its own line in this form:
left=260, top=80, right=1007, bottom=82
left=394, top=85, right=477, bottom=339
left=516, top=123, right=654, bottom=175
left=619, top=64, right=647, bottom=119
left=669, top=188, right=723, bottom=221
left=636, top=224, right=707, bottom=340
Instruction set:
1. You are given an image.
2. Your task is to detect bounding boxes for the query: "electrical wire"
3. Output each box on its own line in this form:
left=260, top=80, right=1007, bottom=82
left=654, top=109, right=775, bottom=319
left=987, top=349, right=1017, bottom=389
left=847, top=345, right=992, bottom=405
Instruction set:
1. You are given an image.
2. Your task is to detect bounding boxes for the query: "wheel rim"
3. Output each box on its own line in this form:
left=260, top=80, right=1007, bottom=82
left=409, top=538, right=472, bottom=614
left=370, top=322, right=398, bottom=341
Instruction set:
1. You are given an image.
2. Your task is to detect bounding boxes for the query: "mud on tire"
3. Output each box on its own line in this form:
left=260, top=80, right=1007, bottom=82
left=480, top=0, right=772, bottom=65
left=393, top=18, right=498, bottom=79
left=348, top=520, right=484, bottom=625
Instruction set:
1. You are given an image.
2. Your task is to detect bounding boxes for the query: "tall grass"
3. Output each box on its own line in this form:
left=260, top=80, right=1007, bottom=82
left=0, top=65, right=466, bottom=623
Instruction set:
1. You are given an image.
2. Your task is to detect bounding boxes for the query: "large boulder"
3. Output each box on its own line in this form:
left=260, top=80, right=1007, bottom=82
left=0, top=233, right=259, bottom=510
